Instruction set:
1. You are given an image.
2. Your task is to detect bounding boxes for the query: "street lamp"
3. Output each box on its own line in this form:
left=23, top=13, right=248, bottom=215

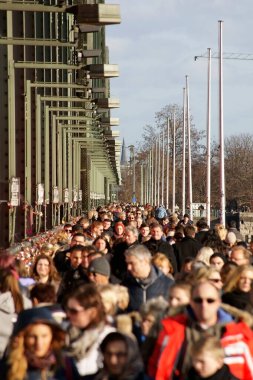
left=128, top=145, right=136, bottom=203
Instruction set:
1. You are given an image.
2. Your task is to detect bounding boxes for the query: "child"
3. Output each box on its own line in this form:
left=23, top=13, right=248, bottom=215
left=186, top=336, right=239, bottom=380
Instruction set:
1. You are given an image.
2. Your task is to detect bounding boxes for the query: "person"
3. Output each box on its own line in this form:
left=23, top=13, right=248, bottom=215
left=143, top=223, right=177, bottom=273
left=97, top=332, right=146, bottom=380
left=175, top=225, right=202, bottom=270
left=168, top=281, right=191, bottom=308
left=230, top=246, right=251, bottom=266
left=111, top=222, right=125, bottom=246
left=122, top=244, right=174, bottom=311
left=195, top=219, right=210, bottom=244
left=93, top=236, right=112, bottom=261
left=88, top=257, right=111, bottom=285
left=152, top=253, right=174, bottom=277
left=186, top=336, right=239, bottom=380
left=210, top=252, right=227, bottom=271
left=0, top=307, right=77, bottom=379
left=180, top=213, right=193, bottom=227
left=228, top=220, right=244, bottom=242
left=148, top=281, right=253, bottom=380
left=222, top=264, right=253, bottom=310
left=31, top=254, right=60, bottom=293
left=102, top=218, right=114, bottom=238
left=111, top=226, right=139, bottom=280
left=138, top=223, right=151, bottom=243
left=65, top=284, right=115, bottom=378
left=195, top=246, right=214, bottom=266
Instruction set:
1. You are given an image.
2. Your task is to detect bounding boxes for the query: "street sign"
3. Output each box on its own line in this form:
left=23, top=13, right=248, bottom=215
left=10, top=177, right=20, bottom=206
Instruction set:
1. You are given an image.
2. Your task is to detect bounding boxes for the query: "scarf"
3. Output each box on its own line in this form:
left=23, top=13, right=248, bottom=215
left=25, top=350, right=56, bottom=370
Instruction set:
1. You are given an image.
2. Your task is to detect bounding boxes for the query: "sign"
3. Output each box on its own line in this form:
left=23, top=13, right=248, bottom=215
left=52, top=186, right=59, bottom=204
left=63, top=188, right=69, bottom=203
left=37, top=183, right=44, bottom=205
left=73, top=188, right=78, bottom=202
left=10, top=177, right=20, bottom=206
left=78, top=190, right=82, bottom=201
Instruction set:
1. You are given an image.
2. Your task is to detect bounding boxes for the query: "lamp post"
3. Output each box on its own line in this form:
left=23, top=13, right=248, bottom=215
left=128, top=145, right=136, bottom=203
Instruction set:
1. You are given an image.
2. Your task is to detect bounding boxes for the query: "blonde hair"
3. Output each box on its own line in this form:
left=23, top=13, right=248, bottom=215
left=223, top=264, right=253, bottom=293
left=191, top=336, right=224, bottom=360
left=97, top=284, right=129, bottom=315
left=187, top=266, right=220, bottom=286
left=214, top=223, right=227, bottom=241
left=195, top=247, right=214, bottom=266
left=152, top=253, right=174, bottom=274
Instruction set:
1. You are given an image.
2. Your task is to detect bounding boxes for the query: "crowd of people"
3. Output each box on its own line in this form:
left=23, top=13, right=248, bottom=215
left=1, top=203, right=253, bottom=380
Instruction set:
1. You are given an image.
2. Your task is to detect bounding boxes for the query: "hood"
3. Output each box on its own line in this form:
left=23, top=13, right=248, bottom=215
left=0, top=291, right=15, bottom=314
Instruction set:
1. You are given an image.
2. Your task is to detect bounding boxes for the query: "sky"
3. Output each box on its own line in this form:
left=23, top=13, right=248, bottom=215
left=106, top=0, right=253, bottom=148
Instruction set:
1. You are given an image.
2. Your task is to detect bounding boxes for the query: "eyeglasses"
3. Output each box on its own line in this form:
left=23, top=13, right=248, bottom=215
left=192, top=297, right=217, bottom=304
left=209, top=278, right=222, bottom=283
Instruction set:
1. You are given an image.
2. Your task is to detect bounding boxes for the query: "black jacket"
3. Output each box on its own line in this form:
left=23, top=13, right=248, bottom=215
left=143, top=238, right=177, bottom=273
left=122, top=265, right=174, bottom=311
left=175, top=236, right=202, bottom=271
left=111, top=240, right=139, bottom=280
left=186, top=364, right=239, bottom=380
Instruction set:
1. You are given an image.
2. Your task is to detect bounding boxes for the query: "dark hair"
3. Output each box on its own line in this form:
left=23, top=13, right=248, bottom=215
left=66, top=284, right=105, bottom=326
left=237, top=241, right=248, bottom=249
left=30, top=283, right=56, bottom=304
left=184, top=225, right=195, bottom=237
left=69, top=245, right=86, bottom=254
left=228, top=220, right=237, bottom=228
left=100, top=332, right=128, bottom=353
left=210, top=252, right=227, bottom=264
left=72, top=225, right=84, bottom=233
left=72, top=232, right=85, bottom=238
left=196, top=218, right=209, bottom=229
left=93, top=236, right=111, bottom=252
left=140, top=223, right=149, bottom=229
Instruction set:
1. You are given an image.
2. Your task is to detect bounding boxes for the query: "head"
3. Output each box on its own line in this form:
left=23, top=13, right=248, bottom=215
left=114, top=222, right=125, bottom=236
left=125, top=244, right=152, bottom=279
left=103, top=218, right=112, bottom=231
left=168, top=281, right=191, bottom=308
left=191, top=336, right=224, bottom=378
left=140, top=223, right=150, bottom=238
left=195, top=247, right=214, bottom=266
left=225, top=231, right=237, bottom=247
left=65, top=284, right=105, bottom=329
left=64, top=223, right=72, bottom=234
left=150, top=223, right=163, bottom=241
left=190, top=281, right=221, bottom=327
left=32, top=255, right=57, bottom=281
left=209, top=253, right=227, bottom=271
left=88, top=257, right=111, bottom=285
left=80, top=246, right=99, bottom=269
left=230, top=246, right=251, bottom=266
left=0, top=269, right=24, bottom=313
left=30, top=283, right=57, bottom=306
left=196, top=219, right=209, bottom=231
left=152, top=253, right=173, bottom=275
left=140, top=297, right=168, bottom=336
left=70, top=233, right=86, bottom=247
left=124, top=226, right=139, bottom=246
left=69, top=245, right=83, bottom=269
left=184, top=225, right=195, bottom=238
left=91, top=221, right=104, bottom=237
left=223, top=264, right=253, bottom=293
left=214, top=223, right=227, bottom=241
left=93, top=236, right=110, bottom=254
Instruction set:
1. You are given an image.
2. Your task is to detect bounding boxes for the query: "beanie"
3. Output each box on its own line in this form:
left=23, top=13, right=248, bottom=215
left=88, top=257, right=111, bottom=277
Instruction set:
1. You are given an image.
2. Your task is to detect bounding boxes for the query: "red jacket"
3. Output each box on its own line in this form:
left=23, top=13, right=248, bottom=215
left=148, top=314, right=253, bottom=380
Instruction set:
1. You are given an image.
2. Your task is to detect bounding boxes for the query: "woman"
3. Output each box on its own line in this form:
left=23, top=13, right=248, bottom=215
left=93, top=236, right=112, bottom=261
left=65, top=284, right=115, bottom=378
left=222, top=265, right=253, bottom=310
left=31, top=254, right=60, bottom=293
left=111, top=222, right=125, bottom=246
left=210, top=253, right=227, bottom=271
left=0, top=307, right=76, bottom=380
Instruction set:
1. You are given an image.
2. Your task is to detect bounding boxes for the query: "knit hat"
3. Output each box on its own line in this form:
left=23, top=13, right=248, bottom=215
left=88, top=257, right=111, bottom=277
left=12, top=307, right=65, bottom=337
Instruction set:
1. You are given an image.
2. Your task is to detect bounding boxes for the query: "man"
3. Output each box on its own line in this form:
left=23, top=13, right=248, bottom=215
left=144, top=223, right=177, bottom=273
left=175, top=225, right=202, bottom=271
left=149, top=281, right=253, bottom=380
left=228, top=220, right=244, bottom=242
left=180, top=213, right=193, bottom=227
left=195, top=218, right=209, bottom=243
left=88, top=256, right=111, bottom=285
left=84, top=220, right=104, bottom=242
left=111, top=225, right=139, bottom=280
left=54, top=233, right=88, bottom=274
left=122, top=244, right=174, bottom=311
left=57, top=245, right=89, bottom=302
left=138, top=223, right=150, bottom=243
left=103, top=218, right=114, bottom=237
left=230, top=245, right=251, bottom=266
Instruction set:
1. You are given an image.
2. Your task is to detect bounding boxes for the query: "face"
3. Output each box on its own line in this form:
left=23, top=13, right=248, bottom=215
left=151, top=227, right=163, bottom=240
left=124, top=231, right=137, bottom=245
left=88, top=272, right=109, bottom=285
left=36, top=259, right=50, bottom=278
left=103, top=221, right=111, bottom=230
left=125, top=255, right=150, bottom=279
left=95, top=239, right=106, bottom=252
left=93, top=225, right=104, bottom=237
left=210, top=257, right=225, bottom=271
left=24, top=324, right=53, bottom=358
left=66, top=298, right=96, bottom=328
left=103, top=341, right=128, bottom=376
left=70, top=250, right=82, bottom=268
left=141, top=314, right=155, bottom=336
left=192, top=350, right=223, bottom=378
left=140, top=227, right=150, bottom=237
left=71, top=236, right=85, bottom=246
left=169, top=287, right=190, bottom=308
left=115, top=225, right=124, bottom=236
left=190, top=283, right=220, bottom=326
left=238, top=270, right=253, bottom=292
left=230, top=250, right=249, bottom=266
left=81, top=251, right=91, bottom=269
left=157, top=262, right=171, bottom=276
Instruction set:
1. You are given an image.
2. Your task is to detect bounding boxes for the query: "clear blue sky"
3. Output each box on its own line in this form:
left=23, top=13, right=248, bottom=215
left=107, top=0, right=253, bottom=147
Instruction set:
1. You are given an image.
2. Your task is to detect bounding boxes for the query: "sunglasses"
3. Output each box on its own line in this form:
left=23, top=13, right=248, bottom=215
left=65, top=306, right=85, bottom=315
left=192, top=297, right=217, bottom=304
left=209, top=278, right=222, bottom=283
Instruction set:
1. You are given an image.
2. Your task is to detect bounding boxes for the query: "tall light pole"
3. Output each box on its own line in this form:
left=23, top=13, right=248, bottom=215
left=206, top=48, right=212, bottom=227
left=128, top=145, right=136, bottom=203
left=172, top=112, right=176, bottom=213
left=166, top=118, right=170, bottom=210
left=182, top=88, right=186, bottom=216
left=161, top=127, right=165, bottom=205
left=186, top=75, right=193, bottom=220
left=219, top=20, right=226, bottom=226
